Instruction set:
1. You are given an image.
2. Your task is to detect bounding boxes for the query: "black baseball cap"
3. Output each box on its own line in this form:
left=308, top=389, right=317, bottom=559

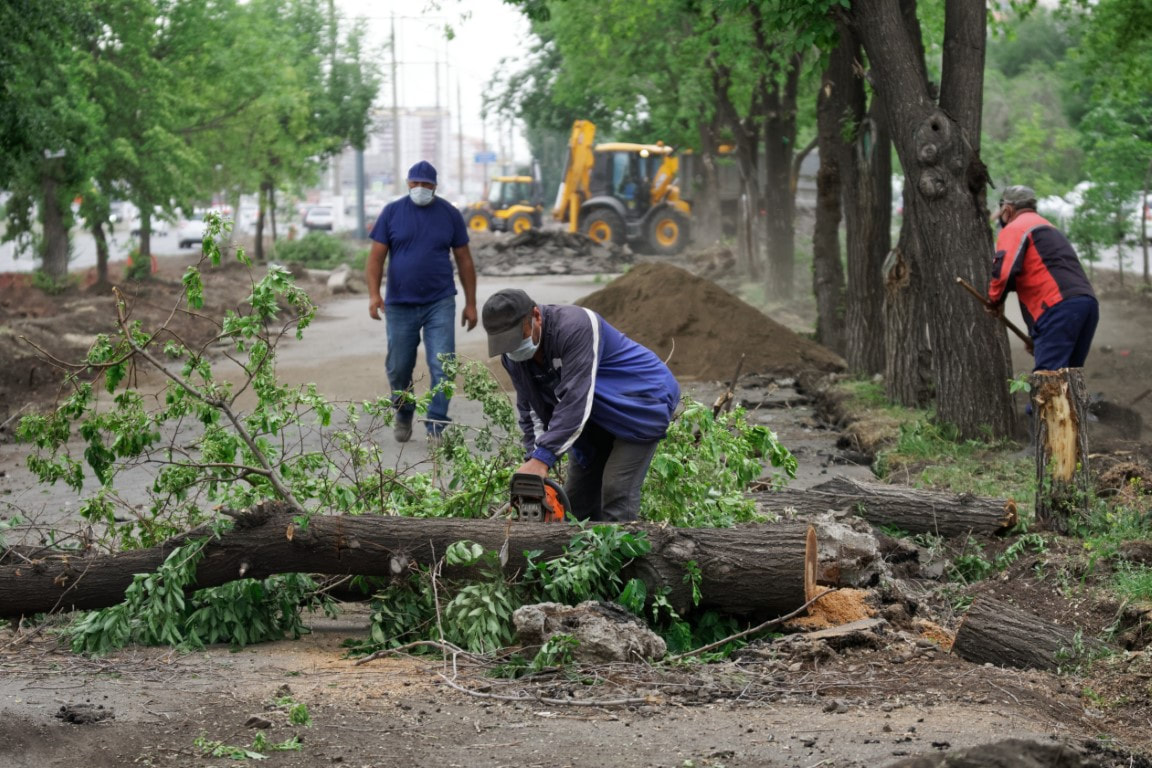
left=482, top=289, right=536, bottom=357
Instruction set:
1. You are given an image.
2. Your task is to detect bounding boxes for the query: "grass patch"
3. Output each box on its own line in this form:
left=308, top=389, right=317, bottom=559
left=1112, top=562, right=1152, bottom=603
left=836, top=378, right=1036, bottom=502
left=271, top=232, right=366, bottom=270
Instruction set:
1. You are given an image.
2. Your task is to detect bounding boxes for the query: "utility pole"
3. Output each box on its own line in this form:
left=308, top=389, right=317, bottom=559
left=434, top=58, right=441, bottom=174
left=390, top=14, right=402, bottom=196
left=457, top=78, right=464, bottom=196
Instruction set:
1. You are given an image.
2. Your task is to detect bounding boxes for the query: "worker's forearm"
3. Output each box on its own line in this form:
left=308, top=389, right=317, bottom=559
left=455, top=247, right=477, bottom=306
left=366, top=245, right=386, bottom=297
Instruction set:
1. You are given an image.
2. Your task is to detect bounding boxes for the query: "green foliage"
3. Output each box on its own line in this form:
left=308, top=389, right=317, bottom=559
left=272, top=232, right=354, bottom=268
left=1112, top=563, right=1152, bottom=603
left=527, top=525, right=651, bottom=604
left=947, top=533, right=1049, bottom=585
left=531, top=633, right=579, bottom=670
left=66, top=538, right=331, bottom=654
left=30, top=270, right=75, bottom=295
left=123, top=251, right=152, bottom=282
left=643, top=401, right=795, bottom=527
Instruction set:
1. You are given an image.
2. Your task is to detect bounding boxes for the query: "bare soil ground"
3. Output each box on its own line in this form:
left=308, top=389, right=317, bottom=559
left=1, top=243, right=1152, bottom=767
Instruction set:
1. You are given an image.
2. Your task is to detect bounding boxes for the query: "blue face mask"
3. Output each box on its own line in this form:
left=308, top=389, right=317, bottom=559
left=506, top=327, right=539, bottom=362
left=409, top=187, right=435, bottom=206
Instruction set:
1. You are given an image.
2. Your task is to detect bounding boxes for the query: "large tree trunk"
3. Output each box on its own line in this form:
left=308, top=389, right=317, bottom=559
left=1030, top=368, right=1091, bottom=533
left=0, top=505, right=817, bottom=620
left=884, top=205, right=933, bottom=407
left=41, top=169, right=69, bottom=280
left=952, top=595, right=1098, bottom=671
left=840, top=22, right=892, bottom=375
left=754, top=476, right=1018, bottom=537
left=849, top=0, right=1016, bottom=440
left=812, top=40, right=849, bottom=355
left=762, top=59, right=801, bottom=300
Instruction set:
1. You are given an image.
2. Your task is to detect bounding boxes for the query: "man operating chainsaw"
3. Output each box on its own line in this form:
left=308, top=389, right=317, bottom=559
left=482, top=288, right=680, bottom=523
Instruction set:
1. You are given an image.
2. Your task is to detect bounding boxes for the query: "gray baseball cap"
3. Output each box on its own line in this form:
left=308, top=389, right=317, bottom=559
left=999, top=185, right=1037, bottom=208
left=482, top=289, right=536, bottom=357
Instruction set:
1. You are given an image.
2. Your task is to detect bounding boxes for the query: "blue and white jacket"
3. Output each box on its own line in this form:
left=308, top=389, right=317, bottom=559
left=501, top=304, right=680, bottom=468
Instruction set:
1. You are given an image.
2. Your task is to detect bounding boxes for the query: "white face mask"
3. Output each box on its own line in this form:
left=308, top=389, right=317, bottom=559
left=506, top=335, right=539, bottom=362
left=506, top=322, right=539, bottom=362
left=409, top=187, right=435, bottom=206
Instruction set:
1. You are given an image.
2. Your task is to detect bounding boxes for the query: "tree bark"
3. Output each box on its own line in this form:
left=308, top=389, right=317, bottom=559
left=849, top=0, right=1017, bottom=440
left=840, top=22, right=892, bottom=376
left=952, top=595, right=1094, bottom=671
left=753, top=476, right=1018, bottom=538
left=41, top=168, right=69, bottom=280
left=691, top=122, right=724, bottom=246
left=761, top=57, right=802, bottom=300
left=812, top=39, right=849, bottom=356
left=883, top=215, right=933, bottom=407
left=91, top=221, right=111, bottom=290
left=0, top=505, right=817, bottom=620
left=1030, top=368, right=1091, bottom=533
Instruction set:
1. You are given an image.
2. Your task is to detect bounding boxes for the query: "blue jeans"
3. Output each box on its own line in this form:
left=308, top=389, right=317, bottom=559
left=385, top=296, right=456, bottom=435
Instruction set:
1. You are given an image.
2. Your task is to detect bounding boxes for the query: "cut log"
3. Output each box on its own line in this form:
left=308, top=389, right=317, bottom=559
left=1030, top=368, right=1091, bottom=533
left=951, top=595, right=1097, bottom=671
left=0, top=501, right=817, bottom=620
left=753, top=475, right=1018, bottom=537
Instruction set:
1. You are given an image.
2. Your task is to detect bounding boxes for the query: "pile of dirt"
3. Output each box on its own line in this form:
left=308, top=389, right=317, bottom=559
left=473, top=229, right=633, bottom=276
left=576, top=262, right=846, bottom=381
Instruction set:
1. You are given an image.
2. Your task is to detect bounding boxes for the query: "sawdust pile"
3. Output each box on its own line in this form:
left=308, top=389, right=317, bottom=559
left=576, top=262, right=846, bottom=381
left=789, top=587, right=876, bottom=630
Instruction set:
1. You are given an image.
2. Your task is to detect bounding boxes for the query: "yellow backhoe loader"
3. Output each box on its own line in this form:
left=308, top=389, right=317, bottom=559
left=463, top=171, right=543, bottom=235
left=552, top=120, right=691, bottom=255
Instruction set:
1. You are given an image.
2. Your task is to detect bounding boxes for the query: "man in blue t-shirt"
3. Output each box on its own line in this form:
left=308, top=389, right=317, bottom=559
left=367, top=161, right=477, bottom=442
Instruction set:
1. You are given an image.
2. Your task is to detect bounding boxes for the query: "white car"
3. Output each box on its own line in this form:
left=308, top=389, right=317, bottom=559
left=303, top=205, right=335, bottom=231
left=176, top=210, right=210, bottom=249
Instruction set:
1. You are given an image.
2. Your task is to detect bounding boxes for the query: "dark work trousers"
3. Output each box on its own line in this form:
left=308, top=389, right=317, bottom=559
left=1032, top=294, right=1099, bottom=371
left=564, top=420, right=660, bottom=523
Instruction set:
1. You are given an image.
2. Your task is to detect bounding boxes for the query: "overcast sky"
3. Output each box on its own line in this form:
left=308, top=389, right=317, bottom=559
left=337, top=0, right=533, bottom=159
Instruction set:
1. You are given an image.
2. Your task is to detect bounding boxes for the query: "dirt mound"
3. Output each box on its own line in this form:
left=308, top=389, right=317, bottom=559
left=473, top=229, right=633, bottom=276
left=576, top=262, right=846, bottom=381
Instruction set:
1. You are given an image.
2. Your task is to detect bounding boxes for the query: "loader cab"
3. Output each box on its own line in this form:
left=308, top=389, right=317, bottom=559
left=590, top=146, right=670, bottom=217
left=486, top=176, right=537, bottom=210
left=466, top=173, right=542, bottom=234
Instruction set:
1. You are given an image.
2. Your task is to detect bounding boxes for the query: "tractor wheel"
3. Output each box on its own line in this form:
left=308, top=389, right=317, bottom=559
left=580, top=209, right=626, bottom=246
left=467, top=211, right=491, bottom=232
left=646, top=211, right=688, bottom=255
left=508, top=212, right=534, bottom=235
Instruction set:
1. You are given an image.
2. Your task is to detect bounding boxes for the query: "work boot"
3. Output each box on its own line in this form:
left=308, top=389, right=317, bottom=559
left=393, top=417, right=413, bottom=444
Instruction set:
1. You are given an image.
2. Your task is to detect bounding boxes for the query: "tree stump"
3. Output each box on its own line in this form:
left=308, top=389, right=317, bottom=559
left=1030, top=368, right=1091, bottom=532
left=951, top=595, right=1093, bottom=671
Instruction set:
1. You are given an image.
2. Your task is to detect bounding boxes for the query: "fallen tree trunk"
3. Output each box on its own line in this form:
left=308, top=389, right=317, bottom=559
left=1, top=502, right=816, bottom=619
left=951, top=595, right=1094, bottom=671
left=753, top=475, right=1018, bottom=537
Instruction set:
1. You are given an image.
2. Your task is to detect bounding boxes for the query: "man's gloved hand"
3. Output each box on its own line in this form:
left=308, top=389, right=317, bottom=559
left=514, top=458, right=549, bottom=478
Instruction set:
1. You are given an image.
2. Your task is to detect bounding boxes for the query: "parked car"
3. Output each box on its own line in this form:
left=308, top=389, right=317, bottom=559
left=176, top=210, right=209, bottom=249
left=303, top=205, right=335, bottom=231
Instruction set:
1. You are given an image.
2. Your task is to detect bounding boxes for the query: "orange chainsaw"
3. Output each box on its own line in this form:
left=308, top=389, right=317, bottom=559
left=508, top=473, right=571, bottom=522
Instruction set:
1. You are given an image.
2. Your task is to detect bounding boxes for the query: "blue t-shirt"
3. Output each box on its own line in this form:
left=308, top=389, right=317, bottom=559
left=370, top=195, right=469, bottom=305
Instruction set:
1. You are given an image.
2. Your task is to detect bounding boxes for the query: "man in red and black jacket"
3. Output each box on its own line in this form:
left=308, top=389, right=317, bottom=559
left=988, top=185, right=1099, bottom=371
